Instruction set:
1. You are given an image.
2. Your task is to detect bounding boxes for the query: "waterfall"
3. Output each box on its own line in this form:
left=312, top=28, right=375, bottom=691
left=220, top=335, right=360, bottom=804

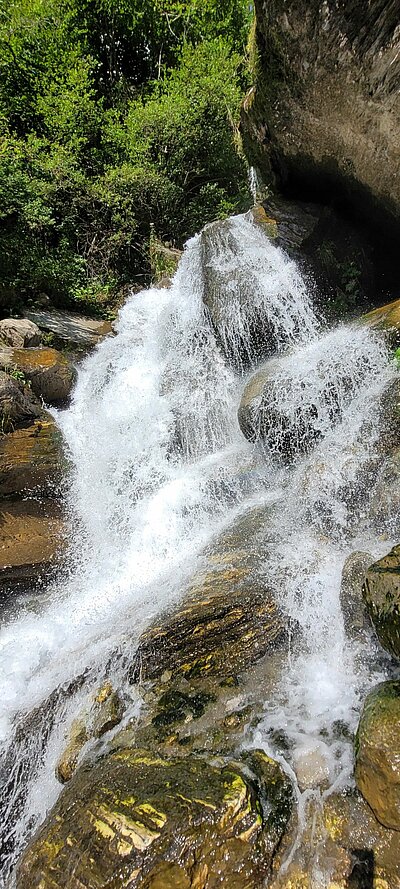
left=0, top=214, right=395, bottom=885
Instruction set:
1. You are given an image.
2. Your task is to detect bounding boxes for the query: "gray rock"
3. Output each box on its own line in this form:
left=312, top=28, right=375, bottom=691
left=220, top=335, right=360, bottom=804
left=362, top=544, right=400, bottom=659
left=340, top=551, right=373, bottom=636
left=369, top=447, right=400, bottom=533
left=241, top=0, right=400, bottom=235
left=26, top=309, right=112, bottom=348
left=0, top=318, right=42, bottom=348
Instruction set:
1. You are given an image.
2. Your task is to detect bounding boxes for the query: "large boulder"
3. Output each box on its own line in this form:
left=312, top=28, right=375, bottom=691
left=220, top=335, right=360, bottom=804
left=241, top=1, right=400, bottom=244
left=0, top=317, right=41, bottom=348
left=0, top=347, right=75, bottom=404
left=0, top=371, right=42, bottom=432
left=237, top=354, right=342, bottom=460
left=17, top=747, right=292, bottom=889
left=0, top=416, right=64, bottom=498
left=0, top=500, right=64, bottom=595
left=355, top=680, right=400, bottom=830
left=199, top=215, right=316, bottom=368
left=362, top=544, right=400, bottom=658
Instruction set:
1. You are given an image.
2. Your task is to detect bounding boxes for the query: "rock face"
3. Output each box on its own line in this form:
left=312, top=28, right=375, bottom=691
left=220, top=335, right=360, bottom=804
left=0, top=500, right=64, bottom=595
left=242, top=0, right=400, bottom=239
left=0, top=347, right=75, bottom=404
left=0, top=317, right=42, bottom=348
left=0, top=417, right=63, bottom=497
left=362, top=544, right=400, bottom=658
left=362, top=297, right=400, bottom=347
left=355, top=680, right=400, bottom=830
left=0, top=371, right=42, bottom=432
left=17, top=748, right=292, bottom=889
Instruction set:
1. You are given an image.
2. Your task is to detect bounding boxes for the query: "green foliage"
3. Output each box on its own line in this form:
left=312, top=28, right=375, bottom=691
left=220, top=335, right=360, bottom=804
left=0, top=0, right=252, bottom=315
left=393, top=348, right=400, bottom=369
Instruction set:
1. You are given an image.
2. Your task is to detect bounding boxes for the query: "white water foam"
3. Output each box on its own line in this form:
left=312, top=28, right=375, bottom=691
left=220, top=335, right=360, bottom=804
left=0, top=213, right=396, bottom=884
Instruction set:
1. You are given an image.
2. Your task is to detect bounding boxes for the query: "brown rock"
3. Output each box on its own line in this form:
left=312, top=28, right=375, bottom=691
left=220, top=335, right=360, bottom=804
left=0, top=499, right=64, bottom=593
left=0, top=416, right=64, bottom=497
left=362, top=297, right=400, bottom=347
left=362, top=544, right=400, bottom=658
left=0, top=348, right=75, bottom=404
left=17, top=748, right=292, bottom=889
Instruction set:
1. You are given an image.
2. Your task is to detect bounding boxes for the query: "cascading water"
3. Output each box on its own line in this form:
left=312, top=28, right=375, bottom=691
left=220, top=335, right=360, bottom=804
left=0, top=212, right=396, bottom=886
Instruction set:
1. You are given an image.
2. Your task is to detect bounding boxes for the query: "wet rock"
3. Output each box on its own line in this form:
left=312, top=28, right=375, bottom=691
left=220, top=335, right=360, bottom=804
left=17, top=747, right=292, bottom=889
left=355, top=680, right=400, bottom=830
left=0, top=317, right=42, bottom=348
left=56, top=718, right=89, bottom=784
left=0, top=499, right=64, bottom=595
left=56, top=682, right=125, bottom=784
left=0, top=416, right=64, bottom=497
left=362, top=544, right=400, bottom=658
left=249, top=205, right=278, bottom=238
left=362, top=297, right=400, bottom=347
left=200, top=218, right=277, bottom=367
left=26, top=309, right=113, bottom=350
left=293, top=742, right=332, bottom=791
left=369, top=447, right=400, bottom=533
left=323, top=788, right=400, bottom=888
left=0, top=347, right=75, bottom=405
left=135, top=506, right=286, bottom=684
left=339, top=552, right=373, bottom=637
left=237, top=358, right=335, bottom=460
left=0, top=371, right=42, bottom=432
left=91, top=683, right=125, bottom=739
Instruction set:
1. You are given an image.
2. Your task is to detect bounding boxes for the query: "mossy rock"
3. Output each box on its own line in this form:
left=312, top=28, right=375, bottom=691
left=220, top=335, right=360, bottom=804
left=17, top=748, right=292, bottom=888
left=355, top=680, right=400, bottom=830
left=362, top=543, right=400, bottom=658
left=0, top=347, right=75, bottom=405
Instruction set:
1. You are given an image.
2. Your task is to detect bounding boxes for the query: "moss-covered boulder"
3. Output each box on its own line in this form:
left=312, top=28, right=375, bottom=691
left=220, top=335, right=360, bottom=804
left=362, top=544, right=400, bottom=658
left=0, top=416, right=64, bottom=497
left=0, top=347, right=75, bottom=404
left=355, top=680, right=400, bottom=830
left=17, top=748, right=292, bottom=889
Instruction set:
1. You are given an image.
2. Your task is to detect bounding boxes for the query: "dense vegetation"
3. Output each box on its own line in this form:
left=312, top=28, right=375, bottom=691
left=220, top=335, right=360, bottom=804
left=0, top=0, right=253, bottom=316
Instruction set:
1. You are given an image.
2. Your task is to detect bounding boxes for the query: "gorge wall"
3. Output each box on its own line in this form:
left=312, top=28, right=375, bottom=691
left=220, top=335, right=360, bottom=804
left=241, top=0, right=400, bottom=245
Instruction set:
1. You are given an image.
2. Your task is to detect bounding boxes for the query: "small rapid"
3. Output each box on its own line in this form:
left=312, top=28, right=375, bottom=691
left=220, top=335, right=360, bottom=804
left=0, top=212, right=396, bottom=885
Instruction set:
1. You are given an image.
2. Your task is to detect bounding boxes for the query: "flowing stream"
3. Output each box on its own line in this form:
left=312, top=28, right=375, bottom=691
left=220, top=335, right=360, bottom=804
left=0, top=212, right=396, bottom=885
